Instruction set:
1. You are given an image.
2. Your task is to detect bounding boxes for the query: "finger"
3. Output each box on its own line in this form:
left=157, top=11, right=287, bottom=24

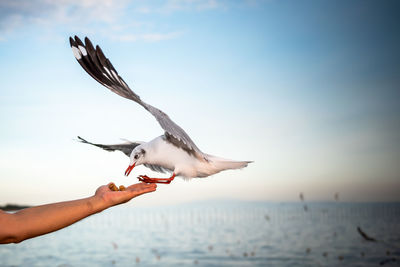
left=132, top=184, right=157, bottom=194
left=111, top=184, right=156, bottom=204
left=126, top=183, right=157, bottom=192
left=125, top=184, right=157, bottom=196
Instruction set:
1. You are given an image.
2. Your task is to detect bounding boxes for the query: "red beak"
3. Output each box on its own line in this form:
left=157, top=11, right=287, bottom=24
left=125, top=163, right=135, bottom=176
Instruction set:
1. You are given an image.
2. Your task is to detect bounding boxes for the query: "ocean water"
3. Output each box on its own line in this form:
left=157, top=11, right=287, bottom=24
left=1, top=201, right=399, bottom=266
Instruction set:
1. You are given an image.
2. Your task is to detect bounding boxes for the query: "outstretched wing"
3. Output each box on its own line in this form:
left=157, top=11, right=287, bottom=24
left=70, top=36, right=204, bottom=158
left=77, top=136, right=142, bottom=157
left=78, top=136, right=170, bottom=174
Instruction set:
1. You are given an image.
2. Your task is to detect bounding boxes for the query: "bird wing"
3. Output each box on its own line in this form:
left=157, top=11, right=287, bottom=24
left=143, top=164, right=173, bottom=174
left=70, top=36, right=204, bottom=159
left=78, top=136, right=170, bottom=174
left=77, top=136, right=142, bottom=157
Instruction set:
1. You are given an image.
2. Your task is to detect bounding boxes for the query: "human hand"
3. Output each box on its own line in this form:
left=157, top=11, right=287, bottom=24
left=94, top=182, right=157, bottom=209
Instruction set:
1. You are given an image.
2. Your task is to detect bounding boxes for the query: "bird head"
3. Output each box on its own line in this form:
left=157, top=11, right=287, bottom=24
left=125, top=146, right=146, bottom=176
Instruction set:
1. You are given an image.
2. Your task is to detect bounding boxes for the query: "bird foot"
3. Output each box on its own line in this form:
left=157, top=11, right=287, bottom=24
left=137, top=173, right=175, bottom=184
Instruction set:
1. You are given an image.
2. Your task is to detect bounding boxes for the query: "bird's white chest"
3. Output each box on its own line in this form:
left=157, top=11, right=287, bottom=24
left=144, top=136, right=201, bottom=177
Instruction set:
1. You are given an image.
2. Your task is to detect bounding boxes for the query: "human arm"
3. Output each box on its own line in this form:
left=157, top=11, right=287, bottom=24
left=0, top=182, right=156, bottom=244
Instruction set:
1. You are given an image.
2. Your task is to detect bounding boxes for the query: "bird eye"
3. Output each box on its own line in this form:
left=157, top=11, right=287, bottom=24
left=134, top=154, right=138, bottom=159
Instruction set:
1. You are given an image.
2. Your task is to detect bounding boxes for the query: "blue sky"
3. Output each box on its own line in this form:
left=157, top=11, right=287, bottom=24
left=0, top=0, right=399, bottom=206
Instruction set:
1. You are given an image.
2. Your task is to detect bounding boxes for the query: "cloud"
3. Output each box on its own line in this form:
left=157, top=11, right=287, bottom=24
left=163, top=0, right=222, bottom=12
left=114, top=31, right=183, bottom=42
left=0, top=0, right=127, bottom=24
left=0, top=0, right=128, bottom=39
left=0, top=0, right=234, bottom=42
left=134, top=0, right=225, bottom=14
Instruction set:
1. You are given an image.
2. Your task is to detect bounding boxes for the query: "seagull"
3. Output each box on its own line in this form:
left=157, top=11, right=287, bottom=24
left=70, top=36, right=252, bottom=184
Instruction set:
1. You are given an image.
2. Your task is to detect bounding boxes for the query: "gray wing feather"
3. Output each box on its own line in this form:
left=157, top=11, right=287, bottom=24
left=143, top=164, right=173, bottom=174
left=142, top=103, right=201, bottom=153
left=70, top=36, right=204, bottom=158
left=77, top=136, right=141, bottom=157
left=78, top=136, right=171, bottom=174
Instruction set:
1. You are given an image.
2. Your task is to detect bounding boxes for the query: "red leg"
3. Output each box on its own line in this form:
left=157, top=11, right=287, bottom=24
left=137, top=173, right=176, bottom=184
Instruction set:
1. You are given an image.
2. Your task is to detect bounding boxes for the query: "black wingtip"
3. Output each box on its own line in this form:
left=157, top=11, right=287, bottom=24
left=96, top=45, right=102, bottom=54
left=69, top=37, right=75, bottom=47
left=96, top=45, right=107, bottom=64
left=77, top=136, right=88, bottom=143
left=74, top=36, right=84, bottom=46
left=84, top=37, right=95, bottom=52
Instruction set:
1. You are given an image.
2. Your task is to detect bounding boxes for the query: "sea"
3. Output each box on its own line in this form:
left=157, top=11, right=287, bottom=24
left=1, top=201, right=399, bottom=267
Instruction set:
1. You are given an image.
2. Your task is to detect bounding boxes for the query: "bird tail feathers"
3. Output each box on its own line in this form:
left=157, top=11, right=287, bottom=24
left=205, top=154, right=252, bottom=173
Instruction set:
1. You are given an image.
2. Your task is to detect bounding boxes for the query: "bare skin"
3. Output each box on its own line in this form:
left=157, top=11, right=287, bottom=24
left=0, top=182, right=156, bottom=244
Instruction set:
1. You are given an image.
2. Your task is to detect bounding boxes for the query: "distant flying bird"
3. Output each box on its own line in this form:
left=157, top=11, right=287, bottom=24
left=357, top=226, right=377, bottom=242
left=70, top=36, right=251, bottom=184
left=334, top=192, right=339, bottom=201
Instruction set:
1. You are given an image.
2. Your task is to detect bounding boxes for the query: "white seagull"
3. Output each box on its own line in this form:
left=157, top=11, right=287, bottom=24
left=70, top=36, right=252, bottom=184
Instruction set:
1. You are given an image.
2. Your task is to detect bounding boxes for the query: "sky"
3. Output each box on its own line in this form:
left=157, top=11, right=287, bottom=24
left=0, top=0, right=399, bottom=206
